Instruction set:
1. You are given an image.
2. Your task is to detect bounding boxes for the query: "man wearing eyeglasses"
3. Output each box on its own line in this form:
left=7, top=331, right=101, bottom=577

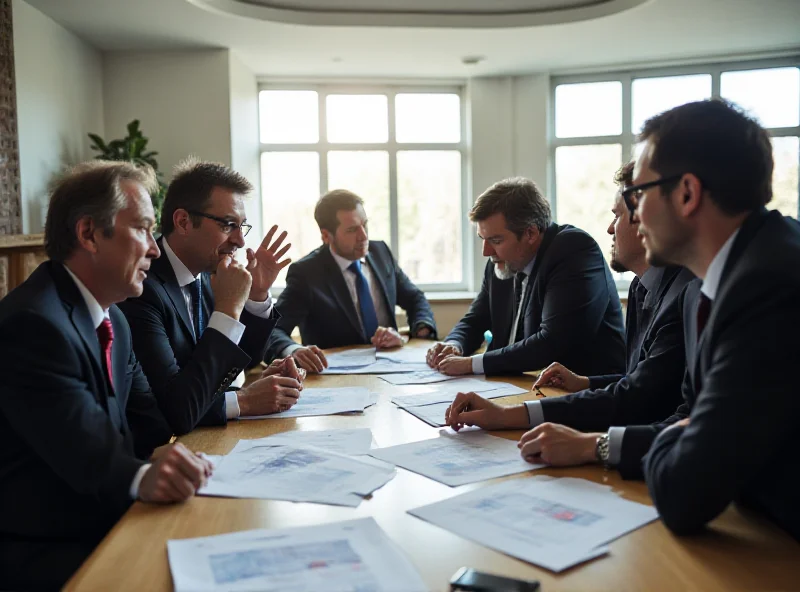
left=119, top=158, right=304, bottom=433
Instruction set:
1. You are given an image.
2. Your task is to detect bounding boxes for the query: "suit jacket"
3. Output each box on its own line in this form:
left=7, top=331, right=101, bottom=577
left=539, top=266, right=695, bottom=437
left=118, top=237, right=279, bottom=433
left=644, top=208, right=800, bottom=541
left=0, top=261, right=172, bottom=588
left=445, top=223, right=626, bottom=376
left=266, top=241, right=436, bottom=358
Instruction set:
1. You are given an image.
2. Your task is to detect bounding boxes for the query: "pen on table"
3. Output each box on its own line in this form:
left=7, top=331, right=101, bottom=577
left=533, top=385, right=546, bottom=398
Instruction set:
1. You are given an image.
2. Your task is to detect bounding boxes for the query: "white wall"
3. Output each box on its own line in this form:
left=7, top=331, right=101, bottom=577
left=13, top=0, right=104, bottom=233
left=228, top=52, right=263, bottom=247
left=103, top=49, right=232, bottom=182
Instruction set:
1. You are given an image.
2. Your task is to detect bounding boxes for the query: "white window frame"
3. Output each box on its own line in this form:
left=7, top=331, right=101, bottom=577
left=258, top=83, right=470, bottom=292
left=550, top=56, right=800, bottom=291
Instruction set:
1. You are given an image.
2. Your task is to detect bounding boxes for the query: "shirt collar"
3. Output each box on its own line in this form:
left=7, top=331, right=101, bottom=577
left=63, top=264, right=108, bottom=329
left=701, top=227, right=741, bottom=301
left=520, top=255, right=536, bottom=278
left=162, top=236, right=200, bottom=288
left=330, top=245, right=365, bottom=273
left=638, top=266, right=663, bottom=294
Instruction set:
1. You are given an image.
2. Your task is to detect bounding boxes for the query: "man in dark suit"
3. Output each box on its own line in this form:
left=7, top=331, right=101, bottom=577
left=630, top=100, right=800, bottom=541
left=0, top=161, right=212, bottom=590
left=119, top=159, right=303, bottom=433
left=444, top=164, right=693, bottom=471
left=427, top=177, right=626, bottom=377
left=265, top=189, right=437, bottom=372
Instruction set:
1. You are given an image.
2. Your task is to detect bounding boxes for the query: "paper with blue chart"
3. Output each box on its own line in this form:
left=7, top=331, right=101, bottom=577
left=322, top=347, right=429, bottom=374
left=409, top=476, right=659, bottom=572
left=167, top=517, right=427, bottom=592
left=390, top=378, right=526, bottom=408
left=236, top=428, right=375, bottom=456
left=200, top=439, right=395, bottom=506
left=239, top=387, right=371, bottom=420
left=369, top=430, right=543, bottom=486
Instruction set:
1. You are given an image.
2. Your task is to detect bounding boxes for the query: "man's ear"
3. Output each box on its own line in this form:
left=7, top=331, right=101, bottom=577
left=173, top=209, right=192, bottom=235
left=525, top=226, right=541, bottom=245
left=675, top=174, right=704, bottom=218
left=74, top=216, right=99, bottom=254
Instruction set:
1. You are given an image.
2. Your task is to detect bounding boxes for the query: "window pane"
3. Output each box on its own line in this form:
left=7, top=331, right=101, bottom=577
left=261, top=152, right=320, bottom=287
left=397, top=151, right=462, bottom=284
left=772, top=136, right=799, bottom=218
left=259, top=90, right=319, bottom=144
left=632, top=74, right=712, bottom=134
left=326, top=95, right=388, bottom=143
left=555, top=81, right=622, bottom=138
left=395, top=93, right=461, bottom=143
left=721, top=67, right=800, bottom=128
left=327, top=151, right=391, bottom=243
left=555, top=144, right=622, bottom=269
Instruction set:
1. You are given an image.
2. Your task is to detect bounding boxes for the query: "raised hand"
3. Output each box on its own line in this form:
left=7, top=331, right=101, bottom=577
left=247, top=225, right=291, bottom=301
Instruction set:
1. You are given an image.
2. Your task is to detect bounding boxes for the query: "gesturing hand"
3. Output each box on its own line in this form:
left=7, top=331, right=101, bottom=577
left=138, top=443, right=213, bottom=503
left=247, top=225, right=292, bottom=301
left=211, top=256, right=252, bottom=321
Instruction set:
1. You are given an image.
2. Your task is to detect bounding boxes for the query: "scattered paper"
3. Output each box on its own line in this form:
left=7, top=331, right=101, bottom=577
left=324, top=348, right=377, bottom=369
left=401, top=401, right=452, bottom=427
left=323, top=360, right=429, bottom=375
left=240, top=388, right=370, bottom=420
left=233, top=429, right=375, bottom=456
left=376, top=348, right=427, bottom=364
left=168, top=517, right=428, bottom=592
left=391, top=379, right=526, bottom=408
left=369, top=430, right=542, bottom=487
left=378, top=370, right=460, bottom=385
left=409, top=476, right=658, bottom=572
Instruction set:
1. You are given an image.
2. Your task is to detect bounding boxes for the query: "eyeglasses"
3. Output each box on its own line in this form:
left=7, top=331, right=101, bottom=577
left=187, top=210, right=252, bottom=237
left=620, top=174, right=683, bottom=221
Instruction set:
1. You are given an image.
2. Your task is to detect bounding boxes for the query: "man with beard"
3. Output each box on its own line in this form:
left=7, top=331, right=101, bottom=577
left=265, top=189, right=437, bottom=372
left=444, top=164, right=695, bottom=479
left=427, top=177, right=625, bottom=376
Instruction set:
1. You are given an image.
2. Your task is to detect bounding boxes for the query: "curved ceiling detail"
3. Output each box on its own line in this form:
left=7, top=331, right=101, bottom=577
left=186, top=0, right=650, bottom=28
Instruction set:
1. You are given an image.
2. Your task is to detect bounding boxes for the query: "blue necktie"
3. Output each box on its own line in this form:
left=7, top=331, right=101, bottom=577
left=190, top=277, right=206, bottom=339
left=349, top=260, right=379, bottom=341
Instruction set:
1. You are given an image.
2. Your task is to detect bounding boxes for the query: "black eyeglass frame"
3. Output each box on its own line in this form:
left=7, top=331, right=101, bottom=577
left=186, top=210, right=253, bottom=237
left=620, top=174, right=684, bottom=221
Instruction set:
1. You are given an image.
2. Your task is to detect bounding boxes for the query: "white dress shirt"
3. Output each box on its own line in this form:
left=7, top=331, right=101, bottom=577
left=63, top=265, right=151, bottom=500
left=466, top=256, right=537, bottom=375
left=524, top=227, right=742, bottom=466
left=162, top=238, right=274, bottom=419
left=282, top=247, right=392, bottom=356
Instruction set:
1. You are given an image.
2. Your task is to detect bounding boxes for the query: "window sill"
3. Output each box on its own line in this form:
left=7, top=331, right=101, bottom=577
left=424, top=291, right=477, bottom=304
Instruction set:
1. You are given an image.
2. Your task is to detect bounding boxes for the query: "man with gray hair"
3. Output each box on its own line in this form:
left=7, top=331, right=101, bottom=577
left=427, top=177, right=626, bottom=376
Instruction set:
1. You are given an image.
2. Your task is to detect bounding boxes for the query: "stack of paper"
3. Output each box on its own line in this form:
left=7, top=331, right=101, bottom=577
left=168, top=517, right=428, bottom=592
left=200, top=438, right=396, bottom=507
left=390, top=378, right=527, bottom=427
left=241, top=387, right=372, bottom=420
left=369, top=430, right=543, bottom=486
left=409, top=476, right=659, bottom=572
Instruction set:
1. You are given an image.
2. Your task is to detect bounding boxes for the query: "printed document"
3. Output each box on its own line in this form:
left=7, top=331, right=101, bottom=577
left=234, top=429, right=375, bottom=456
left=241, top=388, right=370, bottom=420
left=168, top=517, right=427, bottom=592
left=391, top=379, right=526, bottom=408
left=378, top=370, right=459, bottom=385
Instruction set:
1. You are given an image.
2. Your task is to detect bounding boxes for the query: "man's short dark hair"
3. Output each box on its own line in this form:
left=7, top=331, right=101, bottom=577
left=469, top=177, right=552, bottom=238
left=45, top=160, right=157, bottom=262
left=639, top=99, right=773, bottom=215
left=314, top=189, right=364, bottom=234
left=615, top=161, right=635, bottom=188
left=161, top=157, right=253, bottom=236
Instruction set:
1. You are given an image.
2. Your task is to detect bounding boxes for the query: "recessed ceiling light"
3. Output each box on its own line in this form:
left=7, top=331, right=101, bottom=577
left=461, top=55, right=486, bottom=65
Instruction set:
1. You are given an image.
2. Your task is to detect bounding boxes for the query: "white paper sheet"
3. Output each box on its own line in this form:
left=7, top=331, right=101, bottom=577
left=324, top=348, right=377, bottom=369
left=409, top=476, right=659, bottom=572
left=391, top=379, right=526, bottom=408
left=378, top=370, right=460, bottom=385
left=376, top=348, right=427, bottom=364
left=369, top=430, right=543, bottom=486
left=200, top=442, right=396, bottom=506
left=233, top=429, right=375, bottom=456
left=240, top=388, right=370, bottom=420
left=168, top=517, right=428, bottom=592
left=401, top=401, right=452, bottom=427
left=323, top=360, right=430, bottom=375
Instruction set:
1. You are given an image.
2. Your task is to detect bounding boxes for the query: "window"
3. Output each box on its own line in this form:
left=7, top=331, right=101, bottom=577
left=259, top=86, right=467, bottom=290
left=551, top=60, right=800, bottom=289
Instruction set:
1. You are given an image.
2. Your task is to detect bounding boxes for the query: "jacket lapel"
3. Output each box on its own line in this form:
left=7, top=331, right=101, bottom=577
left=152, top=238, right=196, bottom=344
left=365, top=249, right=396, bottom=327
left=321, top=247, right=365, bottom=339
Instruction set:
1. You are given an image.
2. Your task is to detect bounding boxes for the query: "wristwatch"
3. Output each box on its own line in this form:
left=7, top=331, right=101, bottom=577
left=595, top=433, right=611, bottom=467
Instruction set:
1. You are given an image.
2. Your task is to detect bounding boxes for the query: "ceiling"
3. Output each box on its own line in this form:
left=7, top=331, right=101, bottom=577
left=22, top=0, right=800, bottom=78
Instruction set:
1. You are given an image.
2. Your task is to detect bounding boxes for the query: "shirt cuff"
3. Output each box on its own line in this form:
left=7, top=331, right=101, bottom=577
left=225, top=391, right=241, bottom=419
left=129, top=463, right=151, bottom=499
left=471, top=354, right=485, bottom=375
left=608, top=426, right=626, bottom=466
left=282, top=343, right=303, bottom=358
left=244, top=294, right=273, bottom=318
left=208, top=311, right=245, bottom=345
left=524, top=400, right=545, bottom=427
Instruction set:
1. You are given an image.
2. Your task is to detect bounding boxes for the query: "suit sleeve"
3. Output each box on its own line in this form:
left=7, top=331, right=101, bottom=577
left=644, top=280, right=800, bottom=534
left=239, top=307, right=279, bottom=369
left=444, top=263, right=492, bottom=355
left=588, top=374, right=625, bottom=389
left=266, top=263, right=311, bottom=361
left=386, top=244, right=436, bottom=337
left=118, top=283, right=251, bottom=433
left=483, top=234, right=615, bottom=374
left=0, top=311, right=146, bottom=512
left=540, top=293, right=686, bottom=433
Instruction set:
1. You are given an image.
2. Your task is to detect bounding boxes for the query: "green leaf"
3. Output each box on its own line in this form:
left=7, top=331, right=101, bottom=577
left=127, top=120, right=141, bottom=138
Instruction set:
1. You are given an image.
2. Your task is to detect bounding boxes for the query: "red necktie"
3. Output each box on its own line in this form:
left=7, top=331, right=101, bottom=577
left=97, top=318, right=115, bottom=392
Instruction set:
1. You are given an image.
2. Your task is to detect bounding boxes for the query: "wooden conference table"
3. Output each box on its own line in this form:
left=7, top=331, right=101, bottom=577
left=66, top=340, right=800, bottom=591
